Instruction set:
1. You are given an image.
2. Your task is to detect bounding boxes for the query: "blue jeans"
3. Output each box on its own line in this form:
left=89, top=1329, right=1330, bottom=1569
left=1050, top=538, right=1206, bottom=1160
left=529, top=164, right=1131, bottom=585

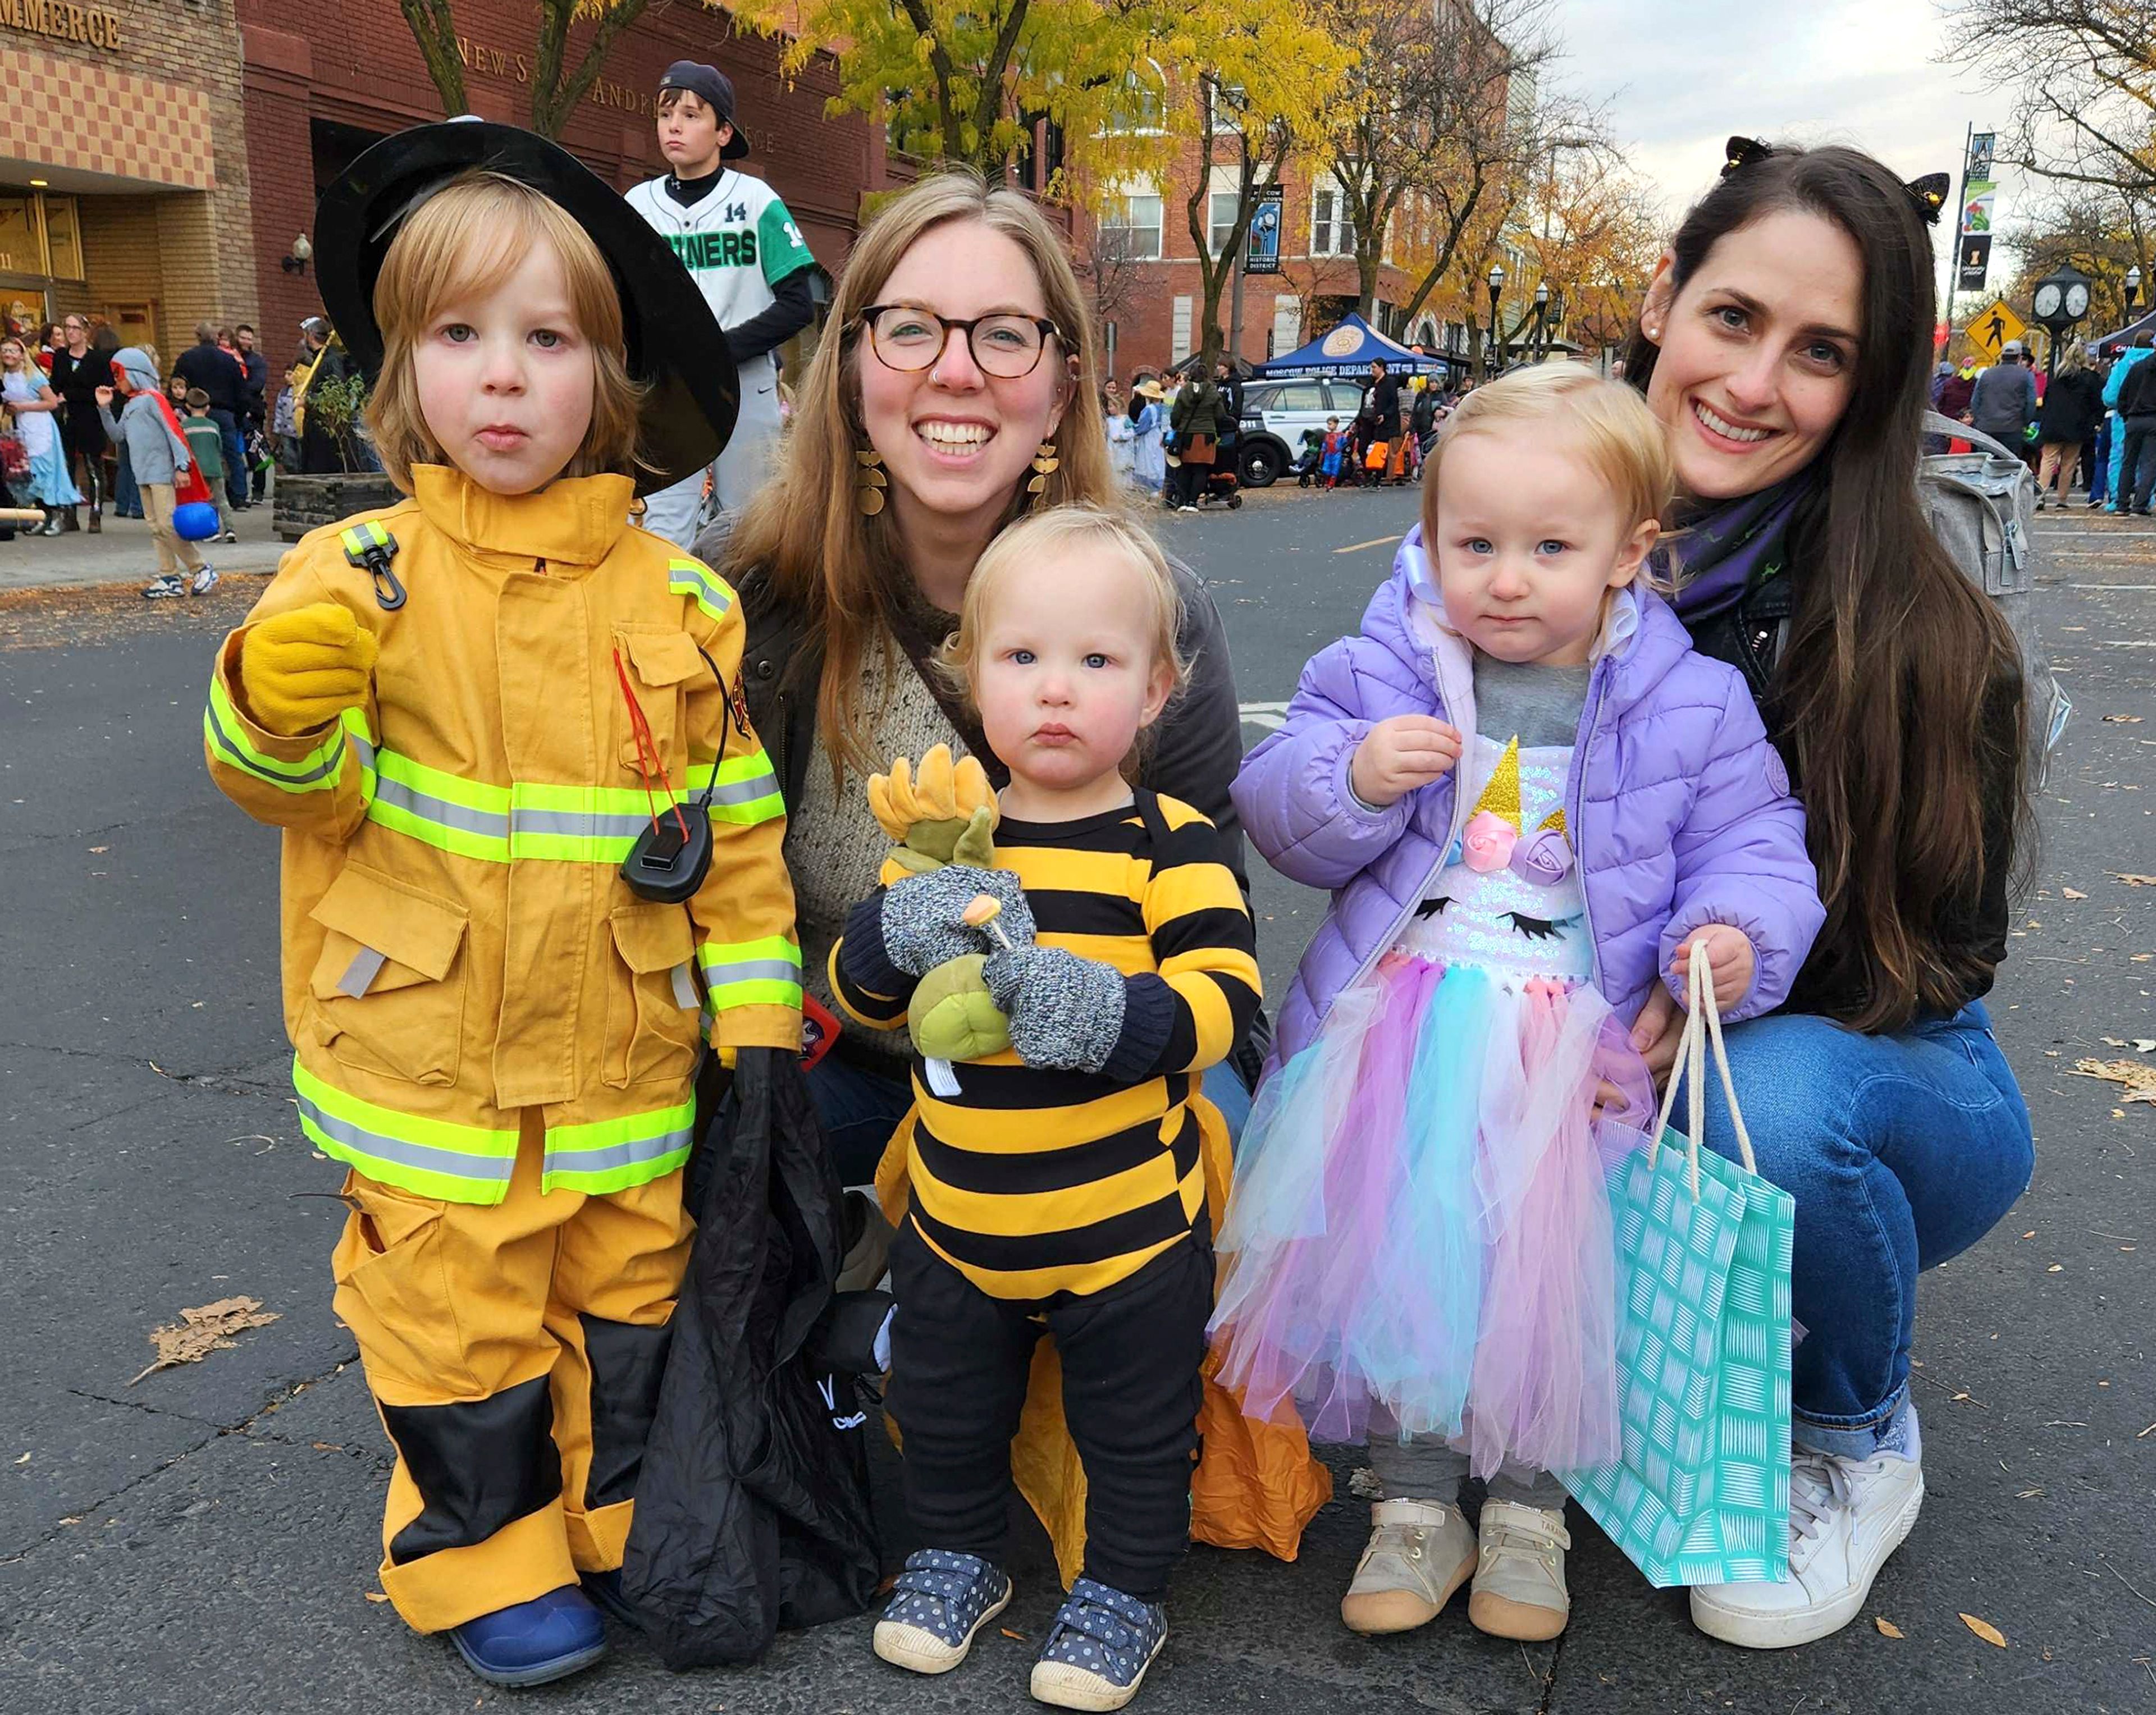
left=2089, top=417, right=2111, bottom=504
left=807, top=1052, right=1254, bottom=1188
left=1680, top=1001, right=2032, bottom=1458
left=211, top=409, right=248, bottom=507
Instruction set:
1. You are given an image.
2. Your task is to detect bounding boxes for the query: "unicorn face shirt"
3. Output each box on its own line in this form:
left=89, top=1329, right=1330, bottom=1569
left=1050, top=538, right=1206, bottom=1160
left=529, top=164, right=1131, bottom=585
left=1397, top=734, right=1592, bottom=986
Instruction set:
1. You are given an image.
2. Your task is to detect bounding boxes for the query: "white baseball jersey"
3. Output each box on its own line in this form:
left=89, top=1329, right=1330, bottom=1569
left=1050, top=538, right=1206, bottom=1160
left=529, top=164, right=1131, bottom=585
left=625, top=169, right=814, bottom=355
left=627, top=168, right=815, bottom=542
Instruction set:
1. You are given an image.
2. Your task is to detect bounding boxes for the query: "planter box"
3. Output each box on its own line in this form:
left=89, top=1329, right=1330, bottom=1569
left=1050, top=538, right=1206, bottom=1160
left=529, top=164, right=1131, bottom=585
left=275, top=472, right=402, bottom=542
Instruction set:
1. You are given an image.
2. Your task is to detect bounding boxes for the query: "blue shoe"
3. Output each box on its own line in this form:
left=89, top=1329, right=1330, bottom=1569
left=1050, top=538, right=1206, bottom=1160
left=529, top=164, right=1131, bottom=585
left=1030, top=1577, right=1168, bottom=1711
left=449, top=1585, right=609, bottom=1687
left=871, top=1548, right=1011, bottom=1675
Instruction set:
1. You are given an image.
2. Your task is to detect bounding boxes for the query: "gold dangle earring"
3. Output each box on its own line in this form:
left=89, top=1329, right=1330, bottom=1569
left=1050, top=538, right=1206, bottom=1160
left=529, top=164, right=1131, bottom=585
left=855, top=445, right=888, bottom=516
left=1026, top=439, right=1059, bottom=496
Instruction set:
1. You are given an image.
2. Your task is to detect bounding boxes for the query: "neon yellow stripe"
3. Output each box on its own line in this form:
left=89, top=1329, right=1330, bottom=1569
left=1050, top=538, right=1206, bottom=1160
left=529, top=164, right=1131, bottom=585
left=684, top=750, right=777, bottom=790
left=706, top=977, right=804, bottom=1009
left=366, top=798, right=511, bottom=861
left=541, top=1097, right=695, bottom=1195
left=710, top=791, right=784, bottom=826
left=666, top=558, right=736, bottom=623
left=698, top=935, right=803, bottom=968
left=510, top=831, right=633, bottom=862
left=204, top=676, right=350, bottom=790
left=374, top=748, right=511, bottom=813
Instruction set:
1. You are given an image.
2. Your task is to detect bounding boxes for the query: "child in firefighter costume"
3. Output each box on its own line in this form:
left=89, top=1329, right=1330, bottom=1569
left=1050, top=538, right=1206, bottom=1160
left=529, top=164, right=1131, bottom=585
left=203, top=123, right=795, bottom=1688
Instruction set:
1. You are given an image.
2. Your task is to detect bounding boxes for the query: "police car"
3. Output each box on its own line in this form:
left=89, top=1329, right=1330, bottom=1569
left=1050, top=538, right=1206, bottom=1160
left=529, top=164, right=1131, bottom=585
left=1235, top=376, right=1369, bottom=488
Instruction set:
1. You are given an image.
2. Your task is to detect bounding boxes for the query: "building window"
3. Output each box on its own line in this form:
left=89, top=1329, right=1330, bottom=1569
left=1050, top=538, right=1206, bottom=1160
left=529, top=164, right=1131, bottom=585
left=1312, top=186, right=1356, bottom=258
left=1272, top=295, right=1301, bottom=354
left=1208, top=189, right=1240, bottom=257
left=1102, top=70, right=1164, bottom=135
left=1172, top=295, right=1193, bottom=362
left=1101, top=191, right=1163, bottom=261
left=1207, top=82, right=1246, bottom=133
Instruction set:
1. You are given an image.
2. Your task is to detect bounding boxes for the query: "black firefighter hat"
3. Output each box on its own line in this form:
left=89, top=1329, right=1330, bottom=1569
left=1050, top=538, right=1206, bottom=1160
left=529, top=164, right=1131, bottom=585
left=313, top=119, right=737, bottom=496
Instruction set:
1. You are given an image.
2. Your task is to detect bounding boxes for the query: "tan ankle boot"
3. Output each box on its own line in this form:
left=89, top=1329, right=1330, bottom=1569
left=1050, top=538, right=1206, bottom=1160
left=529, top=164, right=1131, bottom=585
left=1340, top=1498, right=1475, bottom=1635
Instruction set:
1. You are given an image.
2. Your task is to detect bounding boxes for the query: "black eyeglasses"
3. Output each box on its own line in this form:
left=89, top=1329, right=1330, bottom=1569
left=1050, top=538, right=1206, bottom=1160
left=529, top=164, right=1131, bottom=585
left=859, top=304, right=1062, bottom=379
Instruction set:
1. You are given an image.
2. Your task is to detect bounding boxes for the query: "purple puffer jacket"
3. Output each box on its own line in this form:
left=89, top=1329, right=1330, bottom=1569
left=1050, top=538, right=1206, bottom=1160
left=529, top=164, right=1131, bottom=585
left=1239, top=525, right=1825, bottom=1065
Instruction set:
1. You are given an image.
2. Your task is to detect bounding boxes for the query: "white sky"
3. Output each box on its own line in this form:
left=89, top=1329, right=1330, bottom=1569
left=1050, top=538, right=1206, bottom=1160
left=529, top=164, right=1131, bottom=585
left=1546, top=0, right=2023, bottom=311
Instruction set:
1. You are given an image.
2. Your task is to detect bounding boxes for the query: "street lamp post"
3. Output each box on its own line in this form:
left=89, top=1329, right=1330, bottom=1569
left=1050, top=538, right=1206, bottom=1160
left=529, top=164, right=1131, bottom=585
left=1486, top=262, right=1506, bottom=378
left=1532, top=280, right=1550, bottom=360
left=2127, top=264, right=2144, bottom=319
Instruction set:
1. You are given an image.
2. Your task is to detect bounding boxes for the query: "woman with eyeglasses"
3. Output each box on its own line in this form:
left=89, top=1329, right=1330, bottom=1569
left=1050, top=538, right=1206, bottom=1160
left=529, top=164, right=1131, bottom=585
left=46, top=313, right=113, bottom=531
left=702, top=172, right=1260, bottom=1216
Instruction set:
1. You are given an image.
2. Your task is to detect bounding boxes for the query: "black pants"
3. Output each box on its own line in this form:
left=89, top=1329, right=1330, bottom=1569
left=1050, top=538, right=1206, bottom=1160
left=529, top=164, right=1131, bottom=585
left=885, top=1219, right=1212, bottom=1600
left=2122, top=415, right=2156, bottom=511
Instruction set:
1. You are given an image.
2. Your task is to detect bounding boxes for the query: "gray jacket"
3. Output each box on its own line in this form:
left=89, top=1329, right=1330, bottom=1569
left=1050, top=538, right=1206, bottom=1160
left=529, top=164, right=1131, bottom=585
left=1968, top=362, right=2037, bottom=440
left=99, top=392, right=193, bottom=487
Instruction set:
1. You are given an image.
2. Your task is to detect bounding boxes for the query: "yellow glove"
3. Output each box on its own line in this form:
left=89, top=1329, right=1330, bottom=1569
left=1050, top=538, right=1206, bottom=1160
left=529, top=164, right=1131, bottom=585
left=239, top=602, right=378, bottom=737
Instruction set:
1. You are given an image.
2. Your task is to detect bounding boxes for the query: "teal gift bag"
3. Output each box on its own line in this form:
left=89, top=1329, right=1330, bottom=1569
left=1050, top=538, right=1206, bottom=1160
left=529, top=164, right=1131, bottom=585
left=1561, top=959, right=1794, bottom=1588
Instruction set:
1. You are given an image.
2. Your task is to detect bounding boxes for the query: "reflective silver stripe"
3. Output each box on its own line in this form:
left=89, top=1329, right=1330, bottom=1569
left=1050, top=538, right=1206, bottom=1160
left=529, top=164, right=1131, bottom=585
left=509, top=807, right=654, bottom=840
left=294, top=1089, right=517, bottom=1183
left=337, top=948, right=386, bottom=998
left=543, top=1123, right=695, bottom=1179
left=205, top=697, right=347, bottom=786
left=372, top=774, right=511, bottom=839
left=670, top=962, right=699, bottom=1009
left=706, top=771, right=780, bottom=807
left=702, top=957, right=803, bottom=985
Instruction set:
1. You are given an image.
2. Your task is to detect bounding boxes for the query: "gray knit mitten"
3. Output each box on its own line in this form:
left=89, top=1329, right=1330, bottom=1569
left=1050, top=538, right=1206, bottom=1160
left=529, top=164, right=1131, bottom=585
left=983, top=944, right=1127, bottom=1073
left=879, top=864, right=1036, bottom=977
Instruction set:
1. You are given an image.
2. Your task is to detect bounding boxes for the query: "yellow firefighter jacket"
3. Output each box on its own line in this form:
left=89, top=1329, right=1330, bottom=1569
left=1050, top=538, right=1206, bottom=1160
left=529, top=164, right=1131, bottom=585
left=204, top=465, right=799, bottom=1205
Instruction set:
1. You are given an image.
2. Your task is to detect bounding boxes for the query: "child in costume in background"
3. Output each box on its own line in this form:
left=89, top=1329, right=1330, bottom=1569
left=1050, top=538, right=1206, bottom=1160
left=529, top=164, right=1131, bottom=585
left=182, top=387, right=240, bottom=543
left=1213, top=364, right=1823, bottom=1644
left=829, top=506, right=1260, bottom=1712
left=95, top=347, right=211, bottom=598
left=203, top=137, right=796, bottom=1689
left=1321, top=416, right=1348, bottom=488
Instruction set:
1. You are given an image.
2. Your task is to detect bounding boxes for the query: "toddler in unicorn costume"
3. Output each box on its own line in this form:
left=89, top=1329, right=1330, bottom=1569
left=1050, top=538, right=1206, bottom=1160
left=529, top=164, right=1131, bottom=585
left=1212, top=365, right=1824, bottom=1643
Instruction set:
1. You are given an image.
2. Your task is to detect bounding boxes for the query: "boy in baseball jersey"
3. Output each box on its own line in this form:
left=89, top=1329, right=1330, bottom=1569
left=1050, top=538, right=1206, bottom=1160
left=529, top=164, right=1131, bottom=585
left=627, top=61, right=815, bottom=545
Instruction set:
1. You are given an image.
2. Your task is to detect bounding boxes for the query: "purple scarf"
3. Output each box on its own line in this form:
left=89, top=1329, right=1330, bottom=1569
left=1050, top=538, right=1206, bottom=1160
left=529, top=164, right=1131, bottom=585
left=1663, top=473, right=1812, bottom=624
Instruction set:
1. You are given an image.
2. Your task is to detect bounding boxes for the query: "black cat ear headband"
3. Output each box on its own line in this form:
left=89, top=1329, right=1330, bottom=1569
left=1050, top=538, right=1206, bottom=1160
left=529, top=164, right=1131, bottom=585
left=1721, top=135, right=1949, bottom=226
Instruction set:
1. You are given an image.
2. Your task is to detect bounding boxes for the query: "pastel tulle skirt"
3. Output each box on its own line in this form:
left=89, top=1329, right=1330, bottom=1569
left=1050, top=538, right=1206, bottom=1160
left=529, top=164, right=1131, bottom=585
left=1208, top=951, right=1654, bottom=1476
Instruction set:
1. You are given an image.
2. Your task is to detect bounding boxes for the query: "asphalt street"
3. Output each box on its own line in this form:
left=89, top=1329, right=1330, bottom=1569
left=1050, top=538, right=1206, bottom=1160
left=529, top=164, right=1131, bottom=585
left=1, top=483, right=2150, bottom=1713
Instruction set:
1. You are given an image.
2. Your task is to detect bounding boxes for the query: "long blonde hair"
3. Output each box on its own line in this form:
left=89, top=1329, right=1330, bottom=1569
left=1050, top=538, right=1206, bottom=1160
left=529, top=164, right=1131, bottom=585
left=724, top=170, right=1115, bottom=791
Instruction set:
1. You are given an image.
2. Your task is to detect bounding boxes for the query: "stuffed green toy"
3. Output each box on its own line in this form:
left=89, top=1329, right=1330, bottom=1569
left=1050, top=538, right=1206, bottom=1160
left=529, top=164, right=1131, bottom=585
left=867, top=746, right=1031, bottom=1064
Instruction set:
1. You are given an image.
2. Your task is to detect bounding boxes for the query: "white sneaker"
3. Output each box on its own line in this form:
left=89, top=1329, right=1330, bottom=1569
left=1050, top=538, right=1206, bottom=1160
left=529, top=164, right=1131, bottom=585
left=1467, top=1499, right=1570, bottom=1641
left=1689, top=1406, right=1925, bottom=1649
left=189, top=564, right=220, bottom=596
left=1340, top=1498, right=1474, bottom=1635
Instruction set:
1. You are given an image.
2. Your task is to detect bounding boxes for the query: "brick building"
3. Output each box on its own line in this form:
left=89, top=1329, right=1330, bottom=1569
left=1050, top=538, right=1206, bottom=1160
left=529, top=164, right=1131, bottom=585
left=0, top=0, right=258, bottom=360
left=240, top=1, right=885, bottom=373
left=1080, top=144, right=1444, bottom=383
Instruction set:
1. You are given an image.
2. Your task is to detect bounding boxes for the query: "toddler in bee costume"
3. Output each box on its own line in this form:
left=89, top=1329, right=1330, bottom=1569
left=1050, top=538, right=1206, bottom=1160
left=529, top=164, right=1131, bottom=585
left=202, top=124, right=796, bottom=1688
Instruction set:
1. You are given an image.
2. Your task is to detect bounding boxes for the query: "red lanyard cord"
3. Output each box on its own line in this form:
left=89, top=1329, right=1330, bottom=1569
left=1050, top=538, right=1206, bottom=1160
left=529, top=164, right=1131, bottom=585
left=612, top=646, right=691, bottom=842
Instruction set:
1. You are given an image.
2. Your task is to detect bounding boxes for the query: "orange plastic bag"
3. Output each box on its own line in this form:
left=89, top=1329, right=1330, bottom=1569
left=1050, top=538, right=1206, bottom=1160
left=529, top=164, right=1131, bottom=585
left=1363, top=440, right=1390, bottom=471
left=876, top=1096, right=1332, bottom=1586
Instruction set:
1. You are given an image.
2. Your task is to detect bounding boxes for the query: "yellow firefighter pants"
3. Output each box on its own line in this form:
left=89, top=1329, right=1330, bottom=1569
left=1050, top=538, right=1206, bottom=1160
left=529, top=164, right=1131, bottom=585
left=329, top=1112, right=692, bottom=1633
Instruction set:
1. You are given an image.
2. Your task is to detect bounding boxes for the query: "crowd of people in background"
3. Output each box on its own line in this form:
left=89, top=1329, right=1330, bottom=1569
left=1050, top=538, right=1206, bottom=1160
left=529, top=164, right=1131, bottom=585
left=0, top=308, right=376, bottom=574
left=1102, top=354, right=1470, bottom=511
left=1931, top=331, right=2156, bottom=516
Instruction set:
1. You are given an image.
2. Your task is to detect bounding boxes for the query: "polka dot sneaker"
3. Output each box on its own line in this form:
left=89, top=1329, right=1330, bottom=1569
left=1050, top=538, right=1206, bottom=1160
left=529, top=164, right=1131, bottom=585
left=1029, top=1576, right=1168, bottom=1712
left=871, top=1548, right=1011, bottom=1676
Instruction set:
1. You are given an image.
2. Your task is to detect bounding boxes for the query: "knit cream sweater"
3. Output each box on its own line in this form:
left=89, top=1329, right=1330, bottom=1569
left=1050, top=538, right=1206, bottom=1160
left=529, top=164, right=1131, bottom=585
left=784, top=641, right=965, bottom=1072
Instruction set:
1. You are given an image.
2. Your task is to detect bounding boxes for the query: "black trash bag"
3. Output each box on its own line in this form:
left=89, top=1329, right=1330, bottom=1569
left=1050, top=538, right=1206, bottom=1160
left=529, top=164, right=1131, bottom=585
left=622, top=1047, right=881, bottom=1667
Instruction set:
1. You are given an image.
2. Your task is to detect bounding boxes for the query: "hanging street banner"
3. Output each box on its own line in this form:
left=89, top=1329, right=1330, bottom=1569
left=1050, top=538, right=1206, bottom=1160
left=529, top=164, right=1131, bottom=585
left=1964, top=297, right=2027, bottom=361
left=1962, top=179, right=1996, bottom=236
left=1966, top=131, right=1995, bottom=182
left=1245, top=185, right=1283, bottom=276
left=1958, top=231, right=1993, bottom=292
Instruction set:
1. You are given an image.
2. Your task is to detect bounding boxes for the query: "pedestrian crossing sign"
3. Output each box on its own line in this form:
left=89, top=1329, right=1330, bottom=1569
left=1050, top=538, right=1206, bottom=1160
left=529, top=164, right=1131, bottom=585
left=1964, top=298, right=2027, bottom=360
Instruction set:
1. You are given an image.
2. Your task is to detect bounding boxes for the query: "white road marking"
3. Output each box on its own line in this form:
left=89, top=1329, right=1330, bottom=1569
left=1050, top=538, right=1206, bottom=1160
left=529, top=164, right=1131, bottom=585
left=1332, top=535, right=1399, bottom=555
left=1239, top=700, right=1290, bottom=731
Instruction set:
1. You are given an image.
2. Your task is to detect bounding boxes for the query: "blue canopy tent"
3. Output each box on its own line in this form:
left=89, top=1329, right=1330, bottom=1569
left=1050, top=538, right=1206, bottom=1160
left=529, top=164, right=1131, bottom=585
left=1259, top=312, right=1444, bottom=378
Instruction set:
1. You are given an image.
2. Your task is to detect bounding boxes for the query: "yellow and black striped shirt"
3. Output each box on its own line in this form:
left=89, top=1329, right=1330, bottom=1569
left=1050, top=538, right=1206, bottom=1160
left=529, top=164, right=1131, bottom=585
left=832, top=790, right=1261, bottom=1300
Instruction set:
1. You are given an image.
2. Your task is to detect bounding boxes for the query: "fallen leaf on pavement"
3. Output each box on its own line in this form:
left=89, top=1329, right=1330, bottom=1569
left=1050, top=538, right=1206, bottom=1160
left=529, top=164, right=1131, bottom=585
left=364, top=1590, right=390, bottom=1603
left=1960, top=1613, right=2007, bottom=1648
left=1875, top=1617, right=1904, bottom=1638
left=12, top=1452, right=26, bottom=1465
left=2071, top=1058, right=2156, bottom=1104
left=2064, top=887, right=2088, bottom=899
left=2102, top=714, right=2145, bottom=723
left=127, top=1296, right=280, bottom=1384
left=1000, top=1627, right=1026, bottom=1640
left=87, top=844, right=107, bottom=853
left=2115, top=873, right=2156, bottom=886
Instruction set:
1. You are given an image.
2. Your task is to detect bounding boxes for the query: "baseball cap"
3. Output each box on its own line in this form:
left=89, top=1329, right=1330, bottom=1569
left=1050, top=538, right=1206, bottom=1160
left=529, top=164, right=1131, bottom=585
left=2000, top=339, right=2025, bottom=356
left=657, top=61, right=750, bottom=158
